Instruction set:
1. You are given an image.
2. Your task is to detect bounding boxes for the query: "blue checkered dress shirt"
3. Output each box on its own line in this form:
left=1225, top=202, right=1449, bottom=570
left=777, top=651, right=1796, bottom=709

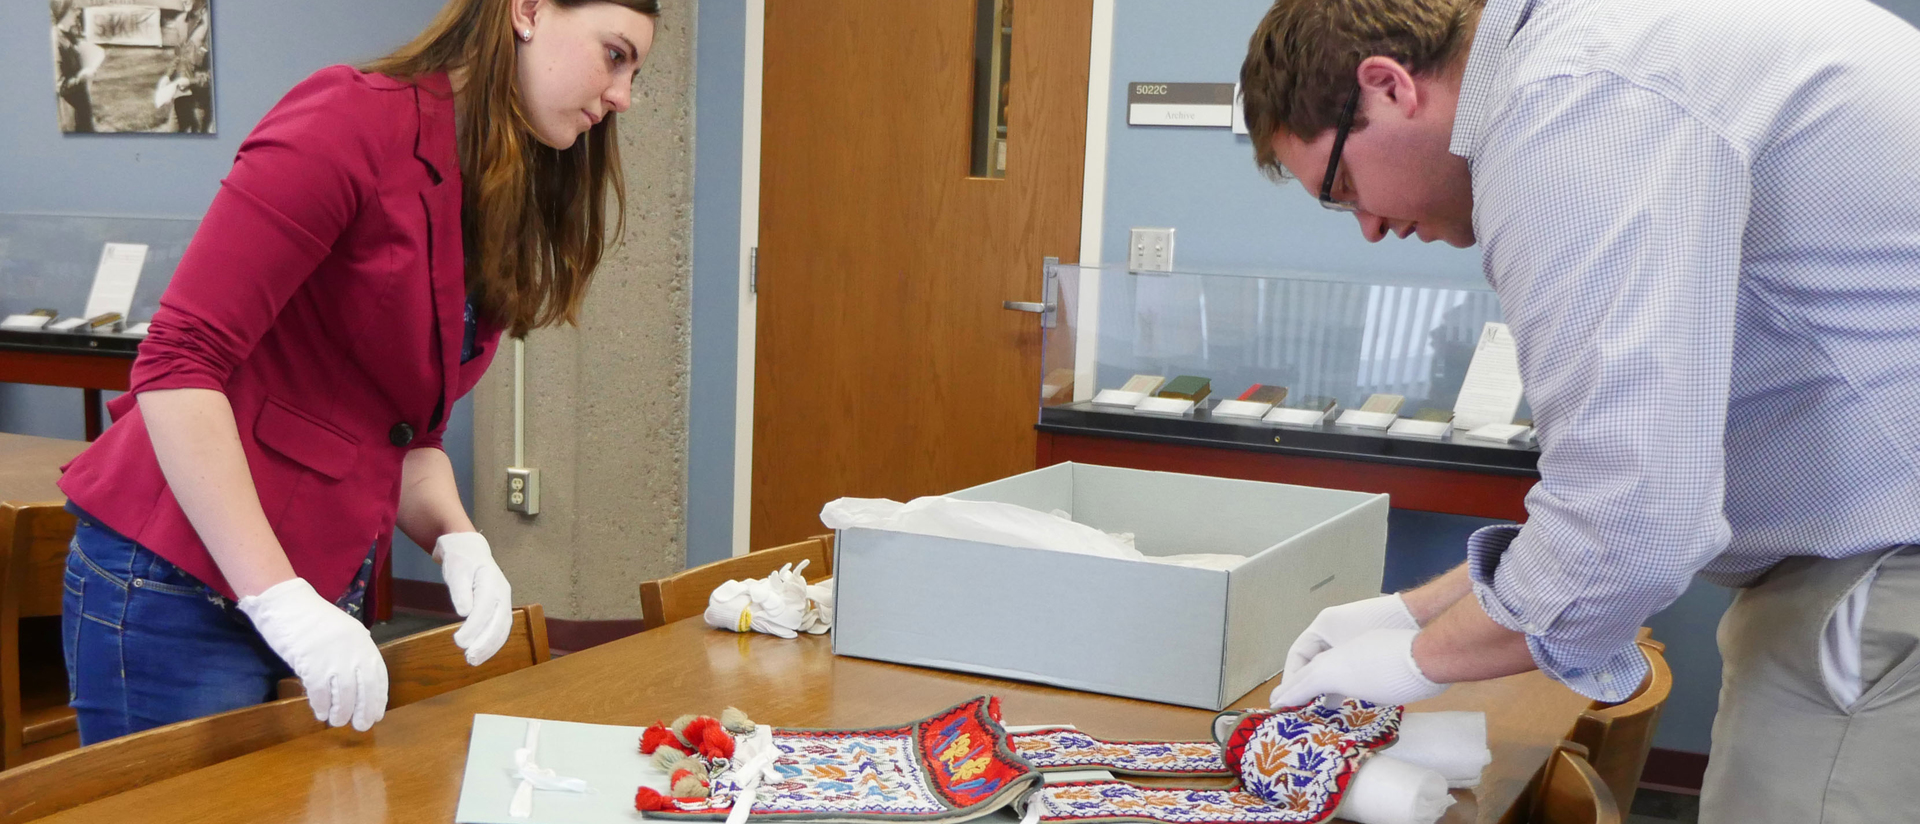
left=1452, top=0, right=1920, bottom=700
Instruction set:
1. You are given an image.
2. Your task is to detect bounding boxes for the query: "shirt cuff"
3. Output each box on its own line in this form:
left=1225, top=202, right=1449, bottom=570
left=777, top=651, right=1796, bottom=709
left=1465, top=523, right=1648, bottom=702
left=1526, top=634, right=1649, bottom=703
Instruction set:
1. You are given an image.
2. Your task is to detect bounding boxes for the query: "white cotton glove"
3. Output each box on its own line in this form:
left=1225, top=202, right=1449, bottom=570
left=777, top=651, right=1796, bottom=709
left=802, top=579, right=835, bottom=634
left=434, top=532, right=513, bottom=666
left=238, top=577, right=389, bottom=731
left=1285, top=593, right=1419, bottom=678
left=1269, top=628, right=1447, bottom=709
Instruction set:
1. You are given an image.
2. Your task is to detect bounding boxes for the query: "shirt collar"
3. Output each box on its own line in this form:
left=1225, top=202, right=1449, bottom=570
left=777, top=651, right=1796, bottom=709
left=1449, top=0, right=1535, bottom=160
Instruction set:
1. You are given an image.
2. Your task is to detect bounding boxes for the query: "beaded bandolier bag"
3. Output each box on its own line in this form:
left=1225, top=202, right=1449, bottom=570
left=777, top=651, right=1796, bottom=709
left=633, top=696, right=1402, bottom=824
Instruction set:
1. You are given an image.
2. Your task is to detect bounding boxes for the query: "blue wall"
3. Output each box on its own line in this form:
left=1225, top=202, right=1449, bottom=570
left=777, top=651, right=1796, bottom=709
left=0, top=0, right=457, bottom=584
left=685, top=0, right=746, bottom=569
left=1101, top=2, right=1485, bottom=287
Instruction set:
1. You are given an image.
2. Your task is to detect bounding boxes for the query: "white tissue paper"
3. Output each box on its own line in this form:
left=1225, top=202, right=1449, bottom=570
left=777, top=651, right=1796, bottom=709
left=704, top=560, right=834, bottom=639
left=818, top=496, right=1245, bottom=570
left=1383, top=712, right=1493, bottom=788
left=1333, top=754, right=1454, bottom=824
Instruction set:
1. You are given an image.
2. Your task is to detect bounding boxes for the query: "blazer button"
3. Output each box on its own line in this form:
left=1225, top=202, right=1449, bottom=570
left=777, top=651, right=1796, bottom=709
left=389, top=422, right=415, bottom=447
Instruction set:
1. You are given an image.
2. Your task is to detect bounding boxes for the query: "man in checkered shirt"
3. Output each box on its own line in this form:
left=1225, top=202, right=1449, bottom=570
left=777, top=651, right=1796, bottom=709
left=1245, top=0, right=1920, bottom=819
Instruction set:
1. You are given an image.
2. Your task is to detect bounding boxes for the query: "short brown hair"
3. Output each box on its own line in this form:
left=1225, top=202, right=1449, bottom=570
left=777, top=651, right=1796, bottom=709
left=1240, top=0, right=1482, bottom=181
left=367, top=0, right=661, bottom=338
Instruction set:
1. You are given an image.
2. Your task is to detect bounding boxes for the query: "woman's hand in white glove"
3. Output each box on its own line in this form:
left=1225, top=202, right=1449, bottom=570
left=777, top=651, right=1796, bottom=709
left=434, top=532, right=513, bottom=666
left=1285, top=593, right=1419, bottom=677
left=238, top=578, right=388, bottom=731
left=1269, top=628, right=1447, bottom=709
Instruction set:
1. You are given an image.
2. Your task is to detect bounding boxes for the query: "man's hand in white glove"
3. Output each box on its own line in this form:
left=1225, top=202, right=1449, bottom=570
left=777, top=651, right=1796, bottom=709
left=1285, top=593, right=1419, bottom=678
left=238, top=578, right=388, bottom=731
left=1269, top=628, right=1447, bottom=709
left=434, top=532, right=512, bottom=666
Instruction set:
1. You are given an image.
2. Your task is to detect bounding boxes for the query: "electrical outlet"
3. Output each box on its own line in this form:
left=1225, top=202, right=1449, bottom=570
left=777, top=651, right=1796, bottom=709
left=505, top=467, right=540, bottom=515
left=1128, top=227, right=1176, bottom=272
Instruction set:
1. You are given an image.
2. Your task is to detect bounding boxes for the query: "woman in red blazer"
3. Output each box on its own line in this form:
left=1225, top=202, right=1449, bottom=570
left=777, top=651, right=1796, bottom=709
left=56, top=0, right=659, bottom=742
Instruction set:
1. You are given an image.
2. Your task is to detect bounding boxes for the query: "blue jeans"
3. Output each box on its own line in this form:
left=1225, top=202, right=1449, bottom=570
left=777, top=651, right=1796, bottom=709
left=60, top=507, right=373, bottom=745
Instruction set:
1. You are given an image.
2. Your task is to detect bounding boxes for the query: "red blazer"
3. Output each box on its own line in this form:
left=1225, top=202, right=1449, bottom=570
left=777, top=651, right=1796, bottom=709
left=60, top=66, right=501, bottom=602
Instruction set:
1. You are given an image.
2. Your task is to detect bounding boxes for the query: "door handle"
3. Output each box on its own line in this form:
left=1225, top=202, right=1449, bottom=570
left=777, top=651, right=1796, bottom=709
left=1006, top=257, right=1063, bottom=329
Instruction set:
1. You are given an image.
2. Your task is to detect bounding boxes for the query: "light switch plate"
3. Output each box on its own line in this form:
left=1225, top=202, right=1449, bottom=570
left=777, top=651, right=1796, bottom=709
left=1128, top=227, right=1175, bottom=272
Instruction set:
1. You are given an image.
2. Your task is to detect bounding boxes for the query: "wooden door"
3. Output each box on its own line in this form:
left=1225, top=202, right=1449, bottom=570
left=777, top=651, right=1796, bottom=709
left=752, top=0, right=1091, bottom=548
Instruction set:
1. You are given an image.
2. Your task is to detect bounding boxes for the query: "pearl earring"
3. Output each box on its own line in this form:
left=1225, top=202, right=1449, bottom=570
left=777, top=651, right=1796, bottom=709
left=518, top=29, right=531, bottom=42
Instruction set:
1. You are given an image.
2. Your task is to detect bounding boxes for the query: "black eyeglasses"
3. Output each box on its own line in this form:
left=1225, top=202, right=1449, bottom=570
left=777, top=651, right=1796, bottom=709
left=1318, top=87, right=1361, bottom=213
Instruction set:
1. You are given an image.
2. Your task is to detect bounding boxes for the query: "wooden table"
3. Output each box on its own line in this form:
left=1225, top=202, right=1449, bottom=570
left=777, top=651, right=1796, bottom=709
left=0, top=433, right=88, bottom=505
left=35, top=619, right=1590, bottom=823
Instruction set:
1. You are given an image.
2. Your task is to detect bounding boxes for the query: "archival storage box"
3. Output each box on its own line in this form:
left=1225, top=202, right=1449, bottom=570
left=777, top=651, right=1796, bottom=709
left=831, top=462, right=1388, bottom=710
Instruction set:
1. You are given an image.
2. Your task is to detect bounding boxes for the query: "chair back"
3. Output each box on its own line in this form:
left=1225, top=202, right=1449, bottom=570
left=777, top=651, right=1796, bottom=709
left=639, top=536, right=833, bottom=630
left=0, top=696, right=322, bottom=824
left=1569, top=637, right=1673, bottom=813
left=279, top=604, right=549, bottom=708
left=1, top=501, right=79, bottom=769
left=1530, top=740, right=1623, bottom=824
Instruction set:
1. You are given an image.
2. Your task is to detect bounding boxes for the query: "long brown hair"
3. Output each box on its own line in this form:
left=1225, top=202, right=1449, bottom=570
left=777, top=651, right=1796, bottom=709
left=366, top=0, right=660, bottom=337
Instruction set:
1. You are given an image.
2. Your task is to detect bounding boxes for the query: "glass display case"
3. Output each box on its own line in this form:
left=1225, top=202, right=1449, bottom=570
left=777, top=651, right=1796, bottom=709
left=1034, top=261, right=1538, bottom=480
left=0, top=212, right=198, bottom=437
left=0, top=212, right=196, bottom=354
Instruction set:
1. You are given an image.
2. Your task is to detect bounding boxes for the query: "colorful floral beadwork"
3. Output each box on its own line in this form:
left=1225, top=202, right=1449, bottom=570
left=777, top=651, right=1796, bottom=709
left=1027, top=700, right=1402, bottom=824
left=1009, top=729, right=1233, bottom=777
left=639, top=696, right=1401, bottom=824
left=643, top=696, right=1039, bottom=822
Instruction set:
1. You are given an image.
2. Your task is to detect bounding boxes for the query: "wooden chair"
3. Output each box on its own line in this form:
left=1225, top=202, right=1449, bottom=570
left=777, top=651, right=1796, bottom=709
left=1528, top=740, right=1622, bottom=824
left=277, top=604, right=549, bottom=707
left=639, top=536, right=834, bottom=630
left=0, top=696, right=320, bottom=823
left=1, top=501, right=79, bottom=769
left=1568, top=636, right=1674, bottom=813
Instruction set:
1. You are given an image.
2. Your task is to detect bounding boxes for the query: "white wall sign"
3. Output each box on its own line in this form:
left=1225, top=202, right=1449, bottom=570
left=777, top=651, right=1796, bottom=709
left=1127, top=82, right=1234, bottom=128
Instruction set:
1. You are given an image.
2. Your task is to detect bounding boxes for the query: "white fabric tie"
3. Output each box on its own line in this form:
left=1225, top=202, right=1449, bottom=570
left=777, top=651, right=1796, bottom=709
left=1019, top=790, right=1049, bottom=824
left=509, top=720, right=591, bottom=818
left=723, top=725, right=782, bottom=824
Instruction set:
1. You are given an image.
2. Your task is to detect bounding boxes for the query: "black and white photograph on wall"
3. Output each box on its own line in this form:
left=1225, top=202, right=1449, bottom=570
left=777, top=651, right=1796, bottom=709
left=49, top=0, right=214, bottom=134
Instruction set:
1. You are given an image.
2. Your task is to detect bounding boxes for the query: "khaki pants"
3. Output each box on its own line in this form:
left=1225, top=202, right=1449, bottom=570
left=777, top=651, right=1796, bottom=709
left=1702, top=547, right=1920, bottom=823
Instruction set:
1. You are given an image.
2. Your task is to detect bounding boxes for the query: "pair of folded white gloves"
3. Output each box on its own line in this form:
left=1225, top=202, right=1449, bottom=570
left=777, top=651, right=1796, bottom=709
left=704, top=559, right=835, bottom=638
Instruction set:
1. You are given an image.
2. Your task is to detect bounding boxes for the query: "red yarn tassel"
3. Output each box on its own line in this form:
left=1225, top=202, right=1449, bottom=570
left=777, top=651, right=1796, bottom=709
left=683, top=716, right=719, bottom=746
left=635, top=786, right=675, bottom=812
left=699, top=722, right=736, bottom=760
left=642, top=723, right=693, bottom=755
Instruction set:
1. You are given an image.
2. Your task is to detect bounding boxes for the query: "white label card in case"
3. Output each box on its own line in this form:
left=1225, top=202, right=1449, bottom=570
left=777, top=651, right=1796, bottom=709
left=1335, top=409, right=1398, bottom=430
left=1264, top=407, right=1330, bottom=426
left=1091, top=389, right=1148, bottom=408
left=1133, top=397, right=1197, bottom=416
left=1, top=315, right=52, bottom=331
left=84, top=242, right=148, bottom=320
left=1453, top=322, right=1525, bottom=432
left=1463, top=423, right=1534, bottom=444
left=1211, top=400, right=1273, bottom=419
left=1388, top=418, right=1453, bottom=439
left=46, top=318, right=88, bottom=332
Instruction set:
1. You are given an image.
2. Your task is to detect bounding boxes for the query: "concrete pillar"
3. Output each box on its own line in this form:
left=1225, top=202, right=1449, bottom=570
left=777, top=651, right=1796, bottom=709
left=472, top=0, right=694, bottom=621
